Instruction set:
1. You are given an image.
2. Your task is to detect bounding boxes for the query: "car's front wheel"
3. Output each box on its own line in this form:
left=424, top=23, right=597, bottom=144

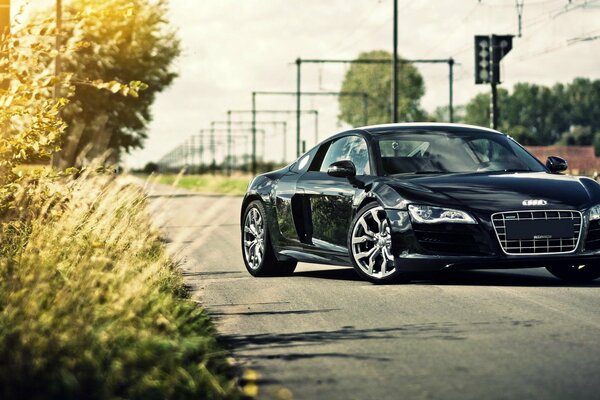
left=242, top=200, right=297, bottom=277
left=546, top=264, right=600, bottom=283
left=348, top=203, right=408, bottom=284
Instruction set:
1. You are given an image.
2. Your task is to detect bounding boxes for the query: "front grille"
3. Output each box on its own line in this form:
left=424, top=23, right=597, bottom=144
left=492, top=210, right=582, bottom=255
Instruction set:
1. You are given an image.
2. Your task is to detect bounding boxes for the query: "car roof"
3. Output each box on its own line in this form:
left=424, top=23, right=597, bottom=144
left=357, top=122, right=505, bottom=136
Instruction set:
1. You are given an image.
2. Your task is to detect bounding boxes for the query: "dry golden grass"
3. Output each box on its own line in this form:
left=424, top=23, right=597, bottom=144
left=0, top=170, right=238, bottom=399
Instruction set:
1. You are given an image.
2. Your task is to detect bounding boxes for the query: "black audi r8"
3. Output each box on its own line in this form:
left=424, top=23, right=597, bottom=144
left=240, top=123, right=600, bottom=283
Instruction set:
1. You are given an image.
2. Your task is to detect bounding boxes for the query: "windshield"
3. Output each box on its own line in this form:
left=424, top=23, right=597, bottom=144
left=377, top=130, right=546, bottom=175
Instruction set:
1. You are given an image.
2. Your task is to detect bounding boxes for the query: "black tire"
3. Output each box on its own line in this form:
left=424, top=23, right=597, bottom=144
left=347, top=202, right=410, bottom=284
left=546, top=264, right=600, bottom=283
left=241, top=200, right=297, bottom=277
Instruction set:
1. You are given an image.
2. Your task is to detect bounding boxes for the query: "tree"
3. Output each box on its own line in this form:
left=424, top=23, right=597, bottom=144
left=565, top=78, right=600, bottom=132
left=502, top=83, right=568, bottom=144
left=593, top=133, right=600, bottom=157
left=55, top=0, right=180, bottom=167
left=559, top=126, right=594, bottom=146
left=430, top=105, right=464, bottom=123
left=143, top=161, right=159, bottom=174
left=0, top=18, right=68, bottom=187
left=338, top=50, right=426, bottom=127
left=462, top=88, right=509, bottom=128
left=462, top=78, right=600, bottom=146
left=0, top=6, right=143, bottom=213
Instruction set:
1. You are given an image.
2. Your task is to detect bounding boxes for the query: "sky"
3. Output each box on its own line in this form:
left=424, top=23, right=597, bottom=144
left=14, top=0, right=600, bottom=167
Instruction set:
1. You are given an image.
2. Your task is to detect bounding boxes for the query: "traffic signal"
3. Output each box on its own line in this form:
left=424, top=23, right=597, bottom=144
left=475, top=35, right=491, bottom=84
left=491, top=35, right=513, bottom=84
left=474, top=34, right=514, bottom=85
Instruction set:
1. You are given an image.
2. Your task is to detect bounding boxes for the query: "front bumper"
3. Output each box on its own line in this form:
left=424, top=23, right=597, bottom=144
left=385, top=208, right=600, bottom=272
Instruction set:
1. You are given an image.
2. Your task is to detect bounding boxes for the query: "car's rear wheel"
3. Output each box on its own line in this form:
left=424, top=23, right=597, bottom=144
left=348, top=203, right=408, bottom=284
left=242, top=200, right=297, bottom=277
left=546, top=264, right=600, bottom=283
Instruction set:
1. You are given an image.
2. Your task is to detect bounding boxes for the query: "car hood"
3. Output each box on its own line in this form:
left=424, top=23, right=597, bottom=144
left=385, top=172, right=600, bottom=213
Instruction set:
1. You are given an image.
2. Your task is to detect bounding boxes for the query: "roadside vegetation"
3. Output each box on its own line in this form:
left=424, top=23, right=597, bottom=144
left=0, top=171, right=238, bottom=399
left=0, top=2, right=238, bottom=398
left=153, top=174, right=251, bottom=196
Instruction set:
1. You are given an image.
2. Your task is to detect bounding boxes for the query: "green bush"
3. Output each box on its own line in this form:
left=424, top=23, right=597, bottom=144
left=0, top=172, right=238, bottom=399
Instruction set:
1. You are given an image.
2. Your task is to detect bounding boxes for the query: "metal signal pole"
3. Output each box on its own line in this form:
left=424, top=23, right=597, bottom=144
left=252, top=90, right=369, bottom=173
left=449, top=58, right=454, bottom=123
left=294, top=58, right=455, bottom=142
left=296, top=58, right=301, bottom=166
left=392, top=0, right=399, bottom=123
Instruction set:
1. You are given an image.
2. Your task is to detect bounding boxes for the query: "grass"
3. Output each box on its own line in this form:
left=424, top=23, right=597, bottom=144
left=153, top=174, right=250, bottom=196
left=0, top=171, right=239, bottom=399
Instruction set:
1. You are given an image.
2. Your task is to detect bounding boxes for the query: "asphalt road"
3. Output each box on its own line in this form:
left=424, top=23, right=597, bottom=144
left=146, top=182, right=600, bottom=400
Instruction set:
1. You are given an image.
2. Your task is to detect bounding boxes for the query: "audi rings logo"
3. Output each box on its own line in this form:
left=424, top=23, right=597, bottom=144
left=522, top=199, right=548, bottom=206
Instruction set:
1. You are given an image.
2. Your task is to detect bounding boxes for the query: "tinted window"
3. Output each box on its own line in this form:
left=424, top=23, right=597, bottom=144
left=378, top=130, right=545, bottom=175
left=319, top=136, right=371, bottom=175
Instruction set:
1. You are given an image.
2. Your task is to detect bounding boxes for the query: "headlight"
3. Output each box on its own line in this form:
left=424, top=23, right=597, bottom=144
left=589, top=204, right=600, bottom=221
left=408, top=204, right=477, bottom=224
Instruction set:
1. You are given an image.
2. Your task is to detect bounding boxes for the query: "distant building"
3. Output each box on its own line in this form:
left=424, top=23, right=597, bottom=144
left=526, top=145, right=600, bottom=176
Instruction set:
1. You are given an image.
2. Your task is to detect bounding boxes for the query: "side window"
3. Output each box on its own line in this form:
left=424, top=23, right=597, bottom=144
left=318, top=136, right=371, bottom=175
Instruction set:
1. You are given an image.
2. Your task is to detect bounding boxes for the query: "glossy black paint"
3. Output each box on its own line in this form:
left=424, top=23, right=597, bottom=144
left=241, top=123, right=600, bottom=272
left=546, top=156, right=568, bottom=173
left=327, top=160, right=356, bottom=178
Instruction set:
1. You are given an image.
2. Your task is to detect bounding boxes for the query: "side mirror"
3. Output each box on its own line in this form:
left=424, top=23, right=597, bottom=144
left=546, top=156, right=568, bottom=173
left=327, top=160, right=356, bottom=178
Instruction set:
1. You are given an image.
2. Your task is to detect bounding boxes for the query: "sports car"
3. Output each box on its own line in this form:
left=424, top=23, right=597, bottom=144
left=240, top=123, right=600, bottom=284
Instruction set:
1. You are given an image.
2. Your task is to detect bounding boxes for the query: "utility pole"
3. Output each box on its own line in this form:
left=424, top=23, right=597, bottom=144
left=392, top=0, right=399, bottom=123
left=294, top=57, right=455, bottom=138
left=213, top=119, right=287, bottom=175
left=228, top=109, right=319, bottom=143
left=449, top=58, right=454, bottom=123
left=296, top=58, right=301, bottom=167
left=251, top=92, right=257, bottom=175
left=227, top=111, right=232, bottom=176
left=199, top=130, right=204, bottom=171
left=190, top=134, right=196, bottom=173
left=253, top=90, right=369, bottom=170
left=516, top=0, right=524, bottom=38
left=489, top=36, right=498, bottom=130
left=228, top=109, right=319, bottom=162
left=196, top=128, right=266, bottom=175
left=210, top=122, right=216, bottom=175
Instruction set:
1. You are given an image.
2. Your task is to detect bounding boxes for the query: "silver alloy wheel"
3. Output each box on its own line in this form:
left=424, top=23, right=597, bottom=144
left=351, top=206, right=396, bottom=279
left=243, top=207, right=265, bottom=270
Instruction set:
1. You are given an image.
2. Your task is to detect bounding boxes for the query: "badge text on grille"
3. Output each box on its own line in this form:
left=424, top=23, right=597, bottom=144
left=522, top=199, right=547, bottom=206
